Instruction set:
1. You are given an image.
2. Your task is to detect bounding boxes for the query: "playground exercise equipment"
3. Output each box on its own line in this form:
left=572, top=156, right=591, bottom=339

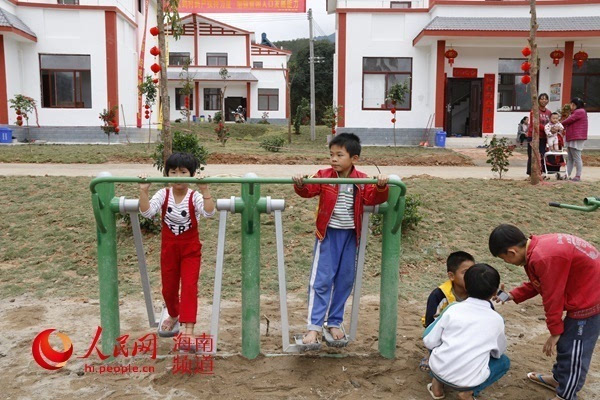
left=286, top=205, right=378, bottom=352
left=90, top=173, right=406, bottom=360
left=549, top=196, right=600, bottom=212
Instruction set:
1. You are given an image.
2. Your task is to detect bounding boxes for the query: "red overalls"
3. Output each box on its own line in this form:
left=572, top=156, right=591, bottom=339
left=160, top=188, right=202, bottom=324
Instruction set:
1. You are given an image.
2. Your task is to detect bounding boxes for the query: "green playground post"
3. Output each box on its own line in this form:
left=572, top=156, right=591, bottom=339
left=240, top=175, right=261, bottom=359
left=92, top=173, right=120, bottom=356
left=379, top=176, right=404, bottom=359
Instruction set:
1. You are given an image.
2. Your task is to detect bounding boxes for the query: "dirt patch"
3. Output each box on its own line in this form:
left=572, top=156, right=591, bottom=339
left=582, top=154, right=600, bottom=167
left=2, top=295, right=597, bottom=399
left=208, top=152, right=473, bottom=167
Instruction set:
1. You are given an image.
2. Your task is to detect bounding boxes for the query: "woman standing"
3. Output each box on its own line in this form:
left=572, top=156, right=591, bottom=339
left=561, top=97, right=588, bottom=181
left=527, top=93, right=552, bottom=176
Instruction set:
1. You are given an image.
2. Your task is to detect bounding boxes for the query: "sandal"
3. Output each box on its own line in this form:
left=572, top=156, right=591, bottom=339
left=419, top=356, right=430, bottom=372
left=527, top=372, right=557, bottom=392
left=427, top=383, right=445, bottom=399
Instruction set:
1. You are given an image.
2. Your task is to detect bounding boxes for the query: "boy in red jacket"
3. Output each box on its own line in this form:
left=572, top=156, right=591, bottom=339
left=489, top=224, right=600, bottom=400
left=293, top=133, right=389, bottom=345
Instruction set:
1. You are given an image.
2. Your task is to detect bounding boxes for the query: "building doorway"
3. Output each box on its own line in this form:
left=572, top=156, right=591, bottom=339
left=445, top=78, right=482, bottom=137
left=224, top=97, right=247, bottom=121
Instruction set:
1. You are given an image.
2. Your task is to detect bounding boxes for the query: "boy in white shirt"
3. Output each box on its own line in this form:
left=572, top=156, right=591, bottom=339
left=423, top=263, right=510, bottom=400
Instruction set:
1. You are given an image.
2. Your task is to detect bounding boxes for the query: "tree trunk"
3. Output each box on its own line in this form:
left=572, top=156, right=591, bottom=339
left=529, top=0, right=541, bottom=185
left=158, top=3, right=172, bottom=171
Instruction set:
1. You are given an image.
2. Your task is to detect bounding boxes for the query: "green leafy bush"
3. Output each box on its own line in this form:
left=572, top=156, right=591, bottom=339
left=153, top=131, right=209, bottom=173
left=294, top=98, right=310, bottom=134
left=260, top=135, right=286, bottom=152
left=369, top=194, right=422, bottom=236
left=214, top=111, right=223, bottom=123
left=485, top=135, right=514, bottom=179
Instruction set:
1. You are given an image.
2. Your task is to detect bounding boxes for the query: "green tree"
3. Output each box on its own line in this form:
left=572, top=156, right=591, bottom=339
left=283, top=40, right=334, bottom=124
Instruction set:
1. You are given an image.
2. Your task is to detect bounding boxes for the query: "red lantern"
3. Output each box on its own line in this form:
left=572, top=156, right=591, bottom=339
left=521, top=75, right=531, bottom=84
left=550, top=49, right=564, bottom=66
left=521, top=61, right=531, bottom=72
left=114, top=127, right=120, bottom=133
left=144, top=104, right=150, bottom=109
left=145, top=115, right=150, bottom=120
left=521, top=47, right=531, bottom=57
left=16, top=110, right=21, bottom=115
left=150, top=63, right=161, bottom=73
left=444, top=48, right=458, bottom=66
left=150, top=46, right=160, bottom=56
left=390, top=108, right=397, bottom=114
left=331, top=128, right=336, bottom=134
left=150, top=26, right=159, bottom=36
left=16, top=120, right=23, bottom=126
left=152, top=78, right=159, bottom=84
left=391, top=118, right=396, bottom=123
left=16, top=115, right=22, bottom=121
left=574, top=50, right=588, bottom=68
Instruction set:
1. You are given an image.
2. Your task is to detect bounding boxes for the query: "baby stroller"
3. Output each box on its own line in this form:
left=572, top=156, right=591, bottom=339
left=544, top=134, right=569, bottom=180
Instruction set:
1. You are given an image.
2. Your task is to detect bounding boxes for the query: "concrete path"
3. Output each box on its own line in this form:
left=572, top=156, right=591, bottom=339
left=2, top=162, right=600, bottom=181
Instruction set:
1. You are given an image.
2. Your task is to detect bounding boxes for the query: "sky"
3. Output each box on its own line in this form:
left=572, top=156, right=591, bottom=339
left=199, top=0, right=335, bottom=42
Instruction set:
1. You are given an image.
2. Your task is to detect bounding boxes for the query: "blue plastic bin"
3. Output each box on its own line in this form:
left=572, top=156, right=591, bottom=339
left=0, top=126, right=12, bottom=144
left=435, top=130, right=447, bottom=148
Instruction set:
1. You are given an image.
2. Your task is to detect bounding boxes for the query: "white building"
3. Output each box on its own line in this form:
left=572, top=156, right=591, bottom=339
left=165, top=13, right=291, bottom=123
left=329, top=0, right=600, bottom=144
left=0, top=0, right=290, bottom=138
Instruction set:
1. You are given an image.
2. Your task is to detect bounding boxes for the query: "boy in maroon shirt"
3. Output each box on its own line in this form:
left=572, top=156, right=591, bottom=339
left=489, top=224, right=600, bottom=400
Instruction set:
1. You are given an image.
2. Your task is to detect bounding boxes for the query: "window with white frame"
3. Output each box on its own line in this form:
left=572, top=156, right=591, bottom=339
left=40, top=54, right=91, bottom=108
left=207, top=53, right=228, bottom=66
left=258, top=89, right=279, bottom=111
left=362, top=57, right=412, bottom=110
left=497, top=59, right=534, bottom=112
left=572, top=58, right=600, bottom=112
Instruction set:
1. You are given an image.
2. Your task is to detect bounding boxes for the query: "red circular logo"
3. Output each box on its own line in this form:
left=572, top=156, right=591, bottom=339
left=32, top=329, right=73, bottom=370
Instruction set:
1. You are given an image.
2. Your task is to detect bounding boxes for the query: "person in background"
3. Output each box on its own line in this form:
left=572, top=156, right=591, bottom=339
left=517, top=116, right=529, bottom=145
left=560, top=97, right=588, bottom=181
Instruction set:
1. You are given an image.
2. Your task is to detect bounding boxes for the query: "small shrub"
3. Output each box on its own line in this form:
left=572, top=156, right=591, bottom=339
left=260, top=135, right=286, bottom=152
left=369, top=194, right=422, bottom=236
left=153, top=130, right=209, bottom=173
left=214, top=111, right=223, bottom=123
left=258, top=112, right=270, bottom=124
left=485, top=135, right=514, bottom=179
left=294, top=98, right=310, bottom=134
left=215, top=121, right=230, bottom=146
left=118, top=213, right=161, bottom=235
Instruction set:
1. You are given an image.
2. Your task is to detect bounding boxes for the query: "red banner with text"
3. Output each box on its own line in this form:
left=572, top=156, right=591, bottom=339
left=482, top=74, right=495, bottom=134
left=179, top=0, right=306, bottom=13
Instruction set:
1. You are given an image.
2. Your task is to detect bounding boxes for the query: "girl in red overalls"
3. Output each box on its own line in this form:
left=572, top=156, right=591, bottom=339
left=139, top=152, right=215, bottom=341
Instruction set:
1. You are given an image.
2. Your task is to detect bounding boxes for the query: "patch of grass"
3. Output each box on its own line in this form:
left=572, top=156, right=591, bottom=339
left=0, top=124, right=473, bottom=166
left=0, top=176, right=597, bottom=305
